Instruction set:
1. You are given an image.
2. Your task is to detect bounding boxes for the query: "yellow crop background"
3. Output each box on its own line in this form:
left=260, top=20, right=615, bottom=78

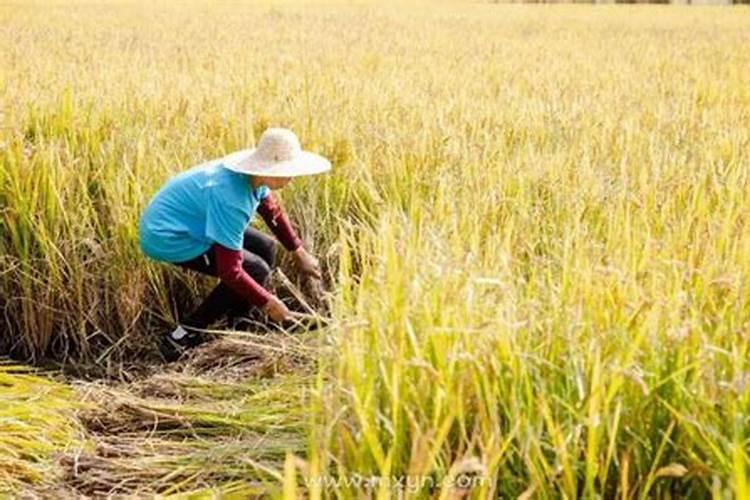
left=1, top=0, right=750, bottom=497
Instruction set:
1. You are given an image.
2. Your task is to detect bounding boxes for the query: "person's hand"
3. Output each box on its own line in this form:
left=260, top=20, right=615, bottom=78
left=262, top=295, right=294, bottom=322
left=293, top=246, right=322, bottom=280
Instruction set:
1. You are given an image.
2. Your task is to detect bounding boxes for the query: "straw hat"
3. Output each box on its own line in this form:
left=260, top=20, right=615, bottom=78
left=221, top=127, right=331, bottom=177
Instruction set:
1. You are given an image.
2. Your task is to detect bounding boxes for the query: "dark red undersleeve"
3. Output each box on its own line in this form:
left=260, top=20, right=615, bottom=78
left=257, top=191, right=303, bottom=252
left=213, top=244, right=272, bottom=308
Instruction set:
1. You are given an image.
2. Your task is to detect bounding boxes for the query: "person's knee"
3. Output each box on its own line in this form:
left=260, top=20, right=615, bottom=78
left=258, top=240, right=276, bottom=269
left=243, top=255, right=271, bottom=285
left=242, top=228, right=276, bottom=268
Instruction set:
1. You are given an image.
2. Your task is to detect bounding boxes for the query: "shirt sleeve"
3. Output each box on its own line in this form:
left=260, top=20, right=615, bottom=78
left=205, top=191, right=249, bottom=251
left=213, top=244, right=272, bottom=307
left=257, top=191, right=303, bottom=252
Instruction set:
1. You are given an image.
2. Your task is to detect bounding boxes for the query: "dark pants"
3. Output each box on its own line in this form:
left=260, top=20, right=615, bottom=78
left=174, top=227, right=276, bottom=330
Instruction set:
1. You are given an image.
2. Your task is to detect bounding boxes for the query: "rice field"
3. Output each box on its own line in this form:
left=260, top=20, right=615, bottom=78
left=1, top=0, right=750, bottom=497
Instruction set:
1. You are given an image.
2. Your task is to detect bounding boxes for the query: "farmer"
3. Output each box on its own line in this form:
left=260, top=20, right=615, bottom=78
left=138, top=127, right=331, bottom=360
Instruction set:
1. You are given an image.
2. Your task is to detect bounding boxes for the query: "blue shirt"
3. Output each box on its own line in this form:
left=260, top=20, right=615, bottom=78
left=138, top=158, right=269, bottom=263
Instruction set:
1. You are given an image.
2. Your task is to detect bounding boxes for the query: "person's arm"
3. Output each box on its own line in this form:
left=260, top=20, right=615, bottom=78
left=213, top=244, right=272, bottom=307
left=205, top=190, right=294, bottom=318
left=256, top=191, right=303, bottom=252
left=256, top=190, right=322, bottom=280
left=213, top=244, right=295, bottom=321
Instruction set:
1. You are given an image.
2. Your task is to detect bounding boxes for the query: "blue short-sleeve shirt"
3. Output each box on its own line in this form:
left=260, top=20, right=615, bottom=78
left=138, top=158, right=269, bottom=263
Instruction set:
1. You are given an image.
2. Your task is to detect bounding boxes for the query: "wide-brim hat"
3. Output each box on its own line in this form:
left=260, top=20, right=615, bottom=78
left=221, top=127, right=331, bottom=177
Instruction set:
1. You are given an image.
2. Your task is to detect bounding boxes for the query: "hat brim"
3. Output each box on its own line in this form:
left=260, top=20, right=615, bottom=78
left=221, top=148, right=331, bottom=177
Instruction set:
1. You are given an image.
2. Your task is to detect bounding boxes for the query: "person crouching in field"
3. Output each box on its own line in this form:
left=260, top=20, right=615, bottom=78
left=138, top=128, right=331, bottom=361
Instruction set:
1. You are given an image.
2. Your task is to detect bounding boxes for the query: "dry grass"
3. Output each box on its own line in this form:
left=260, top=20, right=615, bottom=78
left=4, top=335, right=314, bottom=497
left=0, top=362, right=87, bottom=493
left=62, top=340, right=311, bottom=497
